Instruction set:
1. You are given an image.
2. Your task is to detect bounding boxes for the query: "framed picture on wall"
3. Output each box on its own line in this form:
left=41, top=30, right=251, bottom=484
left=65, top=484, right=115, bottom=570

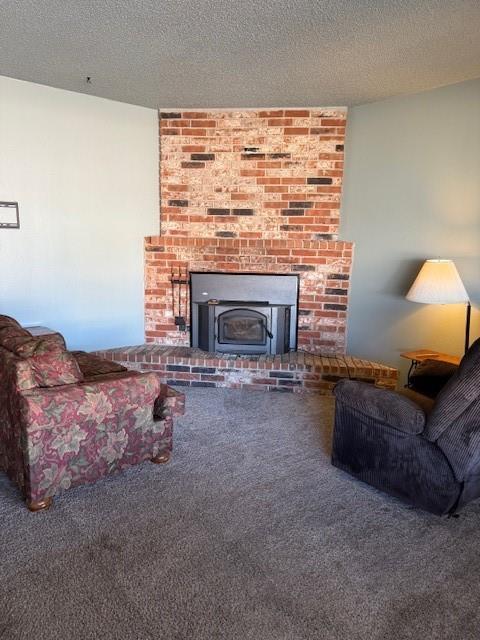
left=0, top=202, right=20, bottom=228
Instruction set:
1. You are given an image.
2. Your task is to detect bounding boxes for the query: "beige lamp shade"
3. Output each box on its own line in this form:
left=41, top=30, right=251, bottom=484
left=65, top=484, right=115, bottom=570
left=406, top=259, right=469, bottom=304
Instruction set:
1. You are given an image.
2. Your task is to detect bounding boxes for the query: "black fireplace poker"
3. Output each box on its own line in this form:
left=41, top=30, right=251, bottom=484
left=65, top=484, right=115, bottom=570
left=170, top=267, right=189, bottom=332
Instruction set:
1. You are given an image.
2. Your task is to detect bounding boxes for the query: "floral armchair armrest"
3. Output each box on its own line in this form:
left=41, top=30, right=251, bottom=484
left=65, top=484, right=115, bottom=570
left=154, top=384, right=185, bottom=420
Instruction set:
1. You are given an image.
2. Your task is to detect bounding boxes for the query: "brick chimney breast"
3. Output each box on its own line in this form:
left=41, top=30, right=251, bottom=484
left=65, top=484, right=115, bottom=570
left=145, top=108, right=354, bottom=354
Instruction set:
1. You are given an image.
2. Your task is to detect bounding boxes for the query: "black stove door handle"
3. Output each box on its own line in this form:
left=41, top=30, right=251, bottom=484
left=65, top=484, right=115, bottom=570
left=263, top=322, right=273, bottom=340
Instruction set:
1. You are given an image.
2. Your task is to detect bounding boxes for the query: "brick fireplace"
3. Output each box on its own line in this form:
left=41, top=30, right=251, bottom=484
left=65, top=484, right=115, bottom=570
left=145, top=108, right=354, bottom=355
left=96, top=108, right=397, bottom=392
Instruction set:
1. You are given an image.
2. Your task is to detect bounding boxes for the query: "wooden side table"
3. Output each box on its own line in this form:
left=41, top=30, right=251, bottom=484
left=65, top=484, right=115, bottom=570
left=400, top=349, right=461, bottom=388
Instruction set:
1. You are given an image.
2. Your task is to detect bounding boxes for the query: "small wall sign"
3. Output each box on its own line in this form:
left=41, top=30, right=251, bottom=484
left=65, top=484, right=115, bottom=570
left=0, top=202, right=20, bottom=229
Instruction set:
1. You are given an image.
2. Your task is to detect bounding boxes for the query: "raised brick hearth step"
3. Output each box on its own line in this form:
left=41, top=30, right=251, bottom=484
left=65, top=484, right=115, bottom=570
left=93, top=345, right=397, bottom=394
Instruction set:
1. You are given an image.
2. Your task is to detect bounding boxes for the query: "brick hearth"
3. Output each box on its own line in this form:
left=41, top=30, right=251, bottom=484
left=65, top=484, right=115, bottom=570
left=93, top=346, right=397, bottom=394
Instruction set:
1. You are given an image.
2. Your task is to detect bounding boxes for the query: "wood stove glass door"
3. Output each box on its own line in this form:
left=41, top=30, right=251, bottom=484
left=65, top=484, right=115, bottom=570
left=215, top=307, right=270, bottom=353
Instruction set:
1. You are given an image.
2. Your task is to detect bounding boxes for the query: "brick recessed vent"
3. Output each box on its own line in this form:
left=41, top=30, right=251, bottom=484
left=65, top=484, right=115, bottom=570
left=145, top=108, right=354, bottom=354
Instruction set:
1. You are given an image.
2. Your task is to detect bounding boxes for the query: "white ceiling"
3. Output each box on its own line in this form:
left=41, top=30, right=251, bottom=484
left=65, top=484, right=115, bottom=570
left=1, top=0, right=479, bottom=109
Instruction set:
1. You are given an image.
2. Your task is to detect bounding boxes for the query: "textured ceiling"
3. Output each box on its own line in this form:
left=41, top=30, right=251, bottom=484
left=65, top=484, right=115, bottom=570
left=1, top=0, right=480, bottom=109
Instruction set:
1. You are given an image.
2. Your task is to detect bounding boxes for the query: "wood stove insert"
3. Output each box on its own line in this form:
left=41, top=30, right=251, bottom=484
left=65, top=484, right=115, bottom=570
left=190, top=273, right=298, bottom=355
left=197, top=301, right=291, bottom=355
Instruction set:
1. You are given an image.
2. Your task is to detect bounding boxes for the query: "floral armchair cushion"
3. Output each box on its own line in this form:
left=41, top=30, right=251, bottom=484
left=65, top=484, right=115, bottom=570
left=0, top=321, right=66, bottom=351
left=5, top=336, right=84, bottom=388
left=29, top=349, right=84, bottom=388
left=71, top=351, right=127, bottom=379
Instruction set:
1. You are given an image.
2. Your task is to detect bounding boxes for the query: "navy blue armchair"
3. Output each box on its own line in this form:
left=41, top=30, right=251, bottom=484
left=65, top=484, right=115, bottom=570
left=332, top=338, right=480, bottom=515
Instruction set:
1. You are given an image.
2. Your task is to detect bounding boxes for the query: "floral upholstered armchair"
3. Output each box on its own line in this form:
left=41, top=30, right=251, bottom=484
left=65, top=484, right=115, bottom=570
left=0, top=314, right=185, bottom=511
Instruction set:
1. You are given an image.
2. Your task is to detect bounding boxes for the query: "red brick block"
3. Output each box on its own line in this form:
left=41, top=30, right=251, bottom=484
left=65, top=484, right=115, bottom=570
left=285, top=110, right=310, bottom=117
left=284, top=127, right=309, bottom=135
left=182, top=145, right=206, bottom=152
left=257, top=177, right=281, bottom=185
left=193, top=120, right=217, bottom=127
left=281, top=178, right=306, bottom=185
left=258, top=110, right=284, bottom=118
left=181, top=128, right=207, bottom=136
left=267, top=118, right=293, bottom=126
left=240, top=169, right=265, bottom=177
left=321, top=119, right=346, bottom=126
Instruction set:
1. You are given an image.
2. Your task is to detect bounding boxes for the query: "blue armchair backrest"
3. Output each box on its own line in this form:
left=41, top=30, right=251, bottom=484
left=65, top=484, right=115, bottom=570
left=425, top=337, right=480, bottom=442
left=424, top=338, right=480, bottom=480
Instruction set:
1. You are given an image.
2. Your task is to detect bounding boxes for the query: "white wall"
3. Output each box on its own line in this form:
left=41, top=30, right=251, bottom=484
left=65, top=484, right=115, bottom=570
left=3, top=73, right=478, bottom=365
left=341, top=78, right=480, bottom=377
left=0, top=76, right=158, bottom=351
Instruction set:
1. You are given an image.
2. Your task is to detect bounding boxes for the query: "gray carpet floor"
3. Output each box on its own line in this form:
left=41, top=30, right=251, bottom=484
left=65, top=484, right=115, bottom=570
left=1, top=388, right=480, bottom=640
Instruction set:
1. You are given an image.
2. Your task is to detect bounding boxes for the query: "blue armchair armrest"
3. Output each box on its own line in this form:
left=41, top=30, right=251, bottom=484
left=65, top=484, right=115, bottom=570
left=333, top=379, right=426, bottom=435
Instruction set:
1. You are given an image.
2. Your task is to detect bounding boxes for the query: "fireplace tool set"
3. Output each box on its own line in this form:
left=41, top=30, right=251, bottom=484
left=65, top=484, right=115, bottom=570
left=170, top=267, right=189, bottom=332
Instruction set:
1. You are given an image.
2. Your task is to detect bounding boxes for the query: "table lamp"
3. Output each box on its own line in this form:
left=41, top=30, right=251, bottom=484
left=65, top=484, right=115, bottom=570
left=406, top=259, right=471, bottom=354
